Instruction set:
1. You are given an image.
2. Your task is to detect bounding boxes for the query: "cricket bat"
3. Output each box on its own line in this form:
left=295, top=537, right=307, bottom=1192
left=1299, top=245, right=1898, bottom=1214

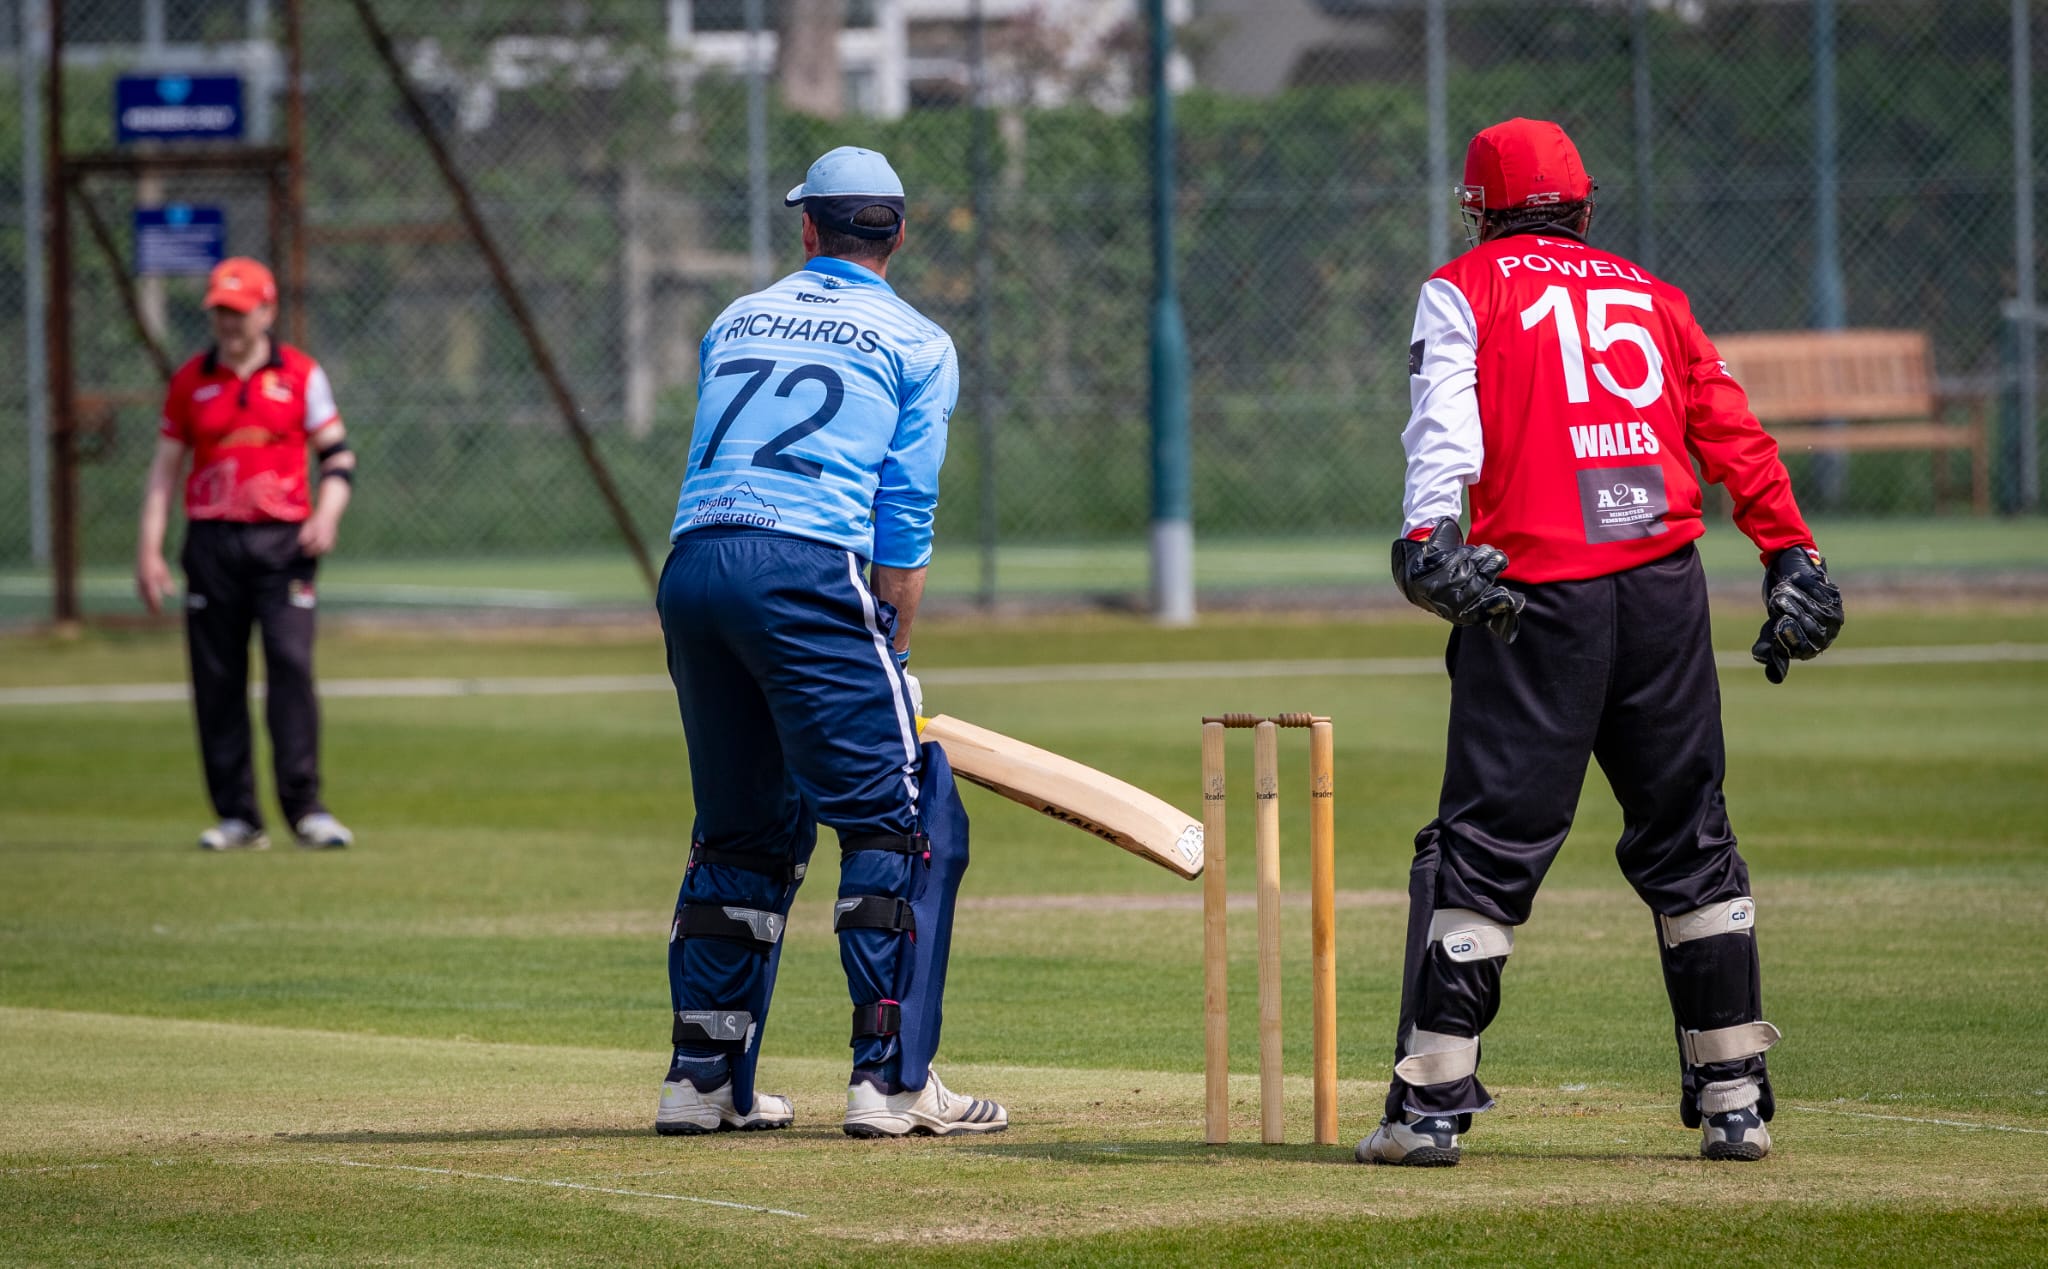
left=917, top=714, right=1205, bottom=880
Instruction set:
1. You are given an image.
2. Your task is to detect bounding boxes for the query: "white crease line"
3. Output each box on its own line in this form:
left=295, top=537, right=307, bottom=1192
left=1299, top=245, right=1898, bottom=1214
left=1786, top=1105, right=2048, bottom=1136
left=0, top=577, right=585, bottom=608
left=3, top=1163, right=109, bottom=1174
left=324, top=1159, right=806, bottom=1217
left=4, top=643, right=2044, bottom=708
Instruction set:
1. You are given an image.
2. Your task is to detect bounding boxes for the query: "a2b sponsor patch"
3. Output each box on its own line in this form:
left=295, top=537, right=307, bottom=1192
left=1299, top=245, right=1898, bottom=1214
left=288, top=578, right=316, bottom=609
left=1575, top=464, right=1670, bottom=543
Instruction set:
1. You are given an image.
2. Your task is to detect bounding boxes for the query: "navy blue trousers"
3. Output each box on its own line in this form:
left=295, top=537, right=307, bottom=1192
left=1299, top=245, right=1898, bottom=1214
left=657, top=528, right=929, bottom=1091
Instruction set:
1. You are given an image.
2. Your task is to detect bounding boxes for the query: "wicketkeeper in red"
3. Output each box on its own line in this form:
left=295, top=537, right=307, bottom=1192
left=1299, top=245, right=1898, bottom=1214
left=1361, top=118, right=1844, bottom=1166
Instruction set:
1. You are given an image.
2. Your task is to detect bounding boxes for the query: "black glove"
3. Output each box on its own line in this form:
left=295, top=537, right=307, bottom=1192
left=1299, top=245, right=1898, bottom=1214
left=1751, top=546, right=1844, bottom=684
left=1391, top=517, right=1525, bottom=643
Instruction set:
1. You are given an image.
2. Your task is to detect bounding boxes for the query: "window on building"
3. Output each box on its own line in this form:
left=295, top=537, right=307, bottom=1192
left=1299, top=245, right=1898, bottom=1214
left=691, top=1, right=879, bottom=33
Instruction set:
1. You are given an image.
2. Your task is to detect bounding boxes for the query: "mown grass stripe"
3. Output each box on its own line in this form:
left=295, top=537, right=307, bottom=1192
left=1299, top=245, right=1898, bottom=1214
left=3, top=642, right=2043, bottom=707
left=1787, top=1105, right=2048, bottom=1136
left=323, top=1159, right=808, bottom=1217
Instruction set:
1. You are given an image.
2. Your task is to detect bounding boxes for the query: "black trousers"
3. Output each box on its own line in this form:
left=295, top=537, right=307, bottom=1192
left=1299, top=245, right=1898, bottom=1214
left=1389, top=543, right=1763, bottom=1118
left=181, top=520, right=325, bottom=828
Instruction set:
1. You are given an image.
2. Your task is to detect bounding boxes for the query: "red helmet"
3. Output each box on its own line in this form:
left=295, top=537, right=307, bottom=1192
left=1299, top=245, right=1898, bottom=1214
left=1456, top=118, right=1594, bottom=244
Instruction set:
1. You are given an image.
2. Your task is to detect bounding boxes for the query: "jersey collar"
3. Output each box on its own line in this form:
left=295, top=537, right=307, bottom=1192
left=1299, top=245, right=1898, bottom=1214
left=803, top=255, right=894, bottom=294
left=201, top=341, right=286, bottom=378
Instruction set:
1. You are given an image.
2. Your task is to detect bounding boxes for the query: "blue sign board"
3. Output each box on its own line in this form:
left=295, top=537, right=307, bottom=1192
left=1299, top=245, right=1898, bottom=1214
left=134, top=205, right=226, bottom=277
left=116, top=75, right=243, bottom=143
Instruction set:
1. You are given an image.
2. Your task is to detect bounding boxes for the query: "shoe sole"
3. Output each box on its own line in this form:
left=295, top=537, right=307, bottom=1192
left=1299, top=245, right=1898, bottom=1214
left=842, top=1119, right=1008, bottom=1139
left=654, top=1118, right=791, bottom=1137
left=296, top=840, right=349, bottom=850
left=1702, top=1141, right=1767, bottom=1161
left=1363, top=1146, right=1461, bottom=1167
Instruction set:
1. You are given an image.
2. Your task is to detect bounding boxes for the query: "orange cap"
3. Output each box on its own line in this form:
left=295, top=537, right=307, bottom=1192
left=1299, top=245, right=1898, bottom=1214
left=202, top=257, right=277, bottom=312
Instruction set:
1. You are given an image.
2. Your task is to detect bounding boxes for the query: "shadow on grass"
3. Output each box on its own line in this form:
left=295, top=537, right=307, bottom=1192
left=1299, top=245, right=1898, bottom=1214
left=963, top=1138, right=1357, bottom=1166
left=275, top=1126, right=649, bottom=1144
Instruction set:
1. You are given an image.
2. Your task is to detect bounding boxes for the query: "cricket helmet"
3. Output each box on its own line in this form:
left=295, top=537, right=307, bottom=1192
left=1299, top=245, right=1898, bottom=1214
left=1456, top=118, right=1595, bottom=245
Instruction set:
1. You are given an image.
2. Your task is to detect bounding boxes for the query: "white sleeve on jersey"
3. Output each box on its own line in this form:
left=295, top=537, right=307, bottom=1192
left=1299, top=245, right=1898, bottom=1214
left=1400, top=277, right=1483, bottom=534
left=304, top=364, right=340, bottom=431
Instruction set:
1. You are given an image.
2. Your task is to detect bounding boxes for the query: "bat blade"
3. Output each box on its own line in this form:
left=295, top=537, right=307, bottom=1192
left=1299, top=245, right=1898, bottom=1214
left=919, top=714, right=1204, bottom=879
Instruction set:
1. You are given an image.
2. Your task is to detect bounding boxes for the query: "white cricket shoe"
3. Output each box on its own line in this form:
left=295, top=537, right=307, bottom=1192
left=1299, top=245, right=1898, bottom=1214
left=1701, top=1107, right=1771, bottom=1160
left=293, top=813, right=353, bottom=850
left=1699, top=1079, right=1772, bottom=1160
left=1356, top=1113, right=1462, bottom=1167
left=842, top=1068, right=1008, bottom=1138
left=654, top=1079, right=794, bottom=1136
left=198, top=819, right=270, bottom=852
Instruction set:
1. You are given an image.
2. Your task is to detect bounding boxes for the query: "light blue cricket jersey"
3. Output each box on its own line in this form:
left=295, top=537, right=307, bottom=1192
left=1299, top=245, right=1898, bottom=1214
left=670, top=256, right=958, bottom=569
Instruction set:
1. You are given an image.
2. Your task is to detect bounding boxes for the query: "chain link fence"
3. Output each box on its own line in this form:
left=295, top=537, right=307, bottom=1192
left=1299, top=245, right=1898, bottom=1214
left=2, top=0, right=2043, bottom=615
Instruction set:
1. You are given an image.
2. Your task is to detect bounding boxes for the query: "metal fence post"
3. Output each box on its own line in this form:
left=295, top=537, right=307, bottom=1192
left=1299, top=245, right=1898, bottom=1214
left=45, top=0, right=79, bottom=625
left=1631, top=0, right=1656, bottom=272
left=21, top=0, right=50, bottom=566
left=969, top=0, right=998, bottom=607
left=1426, top=0, right=1448, bottom=266
left=746, top=0, right=770, bottom=292
left=2014, top=0, right=2039, bottom=511
left=1812, top=0, right=1849, bottom=504
left=1147, top=0, right=1192, bottom=626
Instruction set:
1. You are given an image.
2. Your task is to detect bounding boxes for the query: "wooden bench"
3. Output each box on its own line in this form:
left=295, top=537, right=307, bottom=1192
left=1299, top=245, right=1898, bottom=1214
left=1714, top=329, right=1989, bottom=513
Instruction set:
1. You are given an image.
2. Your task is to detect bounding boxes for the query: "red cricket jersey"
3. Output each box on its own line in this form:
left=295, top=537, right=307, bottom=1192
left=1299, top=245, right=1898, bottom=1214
left=159, top=343, right=340, bottom=524
left=1400, top=232, right=1813, bottom=583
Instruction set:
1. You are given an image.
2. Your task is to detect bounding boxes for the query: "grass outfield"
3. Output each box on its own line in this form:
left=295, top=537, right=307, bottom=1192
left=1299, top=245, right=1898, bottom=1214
left=5, top=515, right=2047, bottom=622
left=2, top=610, right=2046, bottom=1264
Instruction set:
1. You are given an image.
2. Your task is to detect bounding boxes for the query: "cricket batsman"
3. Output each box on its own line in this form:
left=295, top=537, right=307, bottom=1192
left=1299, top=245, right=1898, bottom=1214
left=1360, top=119, right=1844, bottom=1166
left=653, top=147, right=1005, bottom=1138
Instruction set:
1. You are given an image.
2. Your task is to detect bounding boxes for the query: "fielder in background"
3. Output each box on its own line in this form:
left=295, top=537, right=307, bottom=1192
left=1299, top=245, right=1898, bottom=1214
left=135, top=257, right=357, bottom=853
left=1362, top=118, right=1844, bottom=1167
left=654, top=146, right=1003, bottom=1139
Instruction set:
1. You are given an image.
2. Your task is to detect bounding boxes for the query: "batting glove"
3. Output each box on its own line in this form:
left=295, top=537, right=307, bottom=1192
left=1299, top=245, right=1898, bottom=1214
left=904, top=671, right=924, bottom=718
left=1391, top=517, right=1525, bottom=644
left=1751, top=546, right=1844, bottom=684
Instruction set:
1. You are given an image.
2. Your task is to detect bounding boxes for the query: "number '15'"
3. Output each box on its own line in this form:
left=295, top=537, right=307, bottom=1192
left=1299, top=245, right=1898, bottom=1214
left=1519, top=286, right=1665, bottom=408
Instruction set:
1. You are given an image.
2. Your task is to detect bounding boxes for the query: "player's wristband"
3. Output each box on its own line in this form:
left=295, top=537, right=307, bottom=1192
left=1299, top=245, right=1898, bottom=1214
left=892, top=647, right=911, bottom=669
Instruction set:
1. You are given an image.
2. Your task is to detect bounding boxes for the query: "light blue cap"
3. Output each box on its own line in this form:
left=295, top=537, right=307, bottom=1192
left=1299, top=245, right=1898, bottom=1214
left=783, top=146, right=905, bottom=206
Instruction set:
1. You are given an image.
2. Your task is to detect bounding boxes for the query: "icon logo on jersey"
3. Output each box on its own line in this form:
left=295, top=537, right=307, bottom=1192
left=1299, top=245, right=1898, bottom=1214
left=796, top=291, right=841, bottom=304
left=1575, top=464, right=1670, bottom=544
left=689, top=482, right=781, bottom=530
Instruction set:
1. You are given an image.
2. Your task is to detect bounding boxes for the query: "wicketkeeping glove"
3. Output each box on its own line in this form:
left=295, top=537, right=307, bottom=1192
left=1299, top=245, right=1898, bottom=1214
left=1391, top=517, right=1526, bottom=644
left=1751, top=546, right=1844, bottom=684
